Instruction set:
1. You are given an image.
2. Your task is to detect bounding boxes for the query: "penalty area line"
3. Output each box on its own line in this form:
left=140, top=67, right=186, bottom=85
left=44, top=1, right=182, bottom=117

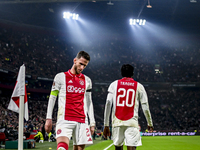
left=104, top=143, right=114, bottom=150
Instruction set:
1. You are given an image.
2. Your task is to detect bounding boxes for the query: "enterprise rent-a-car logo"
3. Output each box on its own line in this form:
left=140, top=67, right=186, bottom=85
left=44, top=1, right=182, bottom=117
left=142, top=132, right=197, bottom=136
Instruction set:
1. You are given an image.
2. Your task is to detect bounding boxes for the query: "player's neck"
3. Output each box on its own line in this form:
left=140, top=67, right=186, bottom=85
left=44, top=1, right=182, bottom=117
left=70, top=66, right=78, bottom=75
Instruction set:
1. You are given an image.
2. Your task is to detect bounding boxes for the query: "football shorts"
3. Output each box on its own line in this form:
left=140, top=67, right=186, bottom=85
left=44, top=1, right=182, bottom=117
left=56, top=120, right=93, bottom=145
left=112, top=126, right=142, bottom=147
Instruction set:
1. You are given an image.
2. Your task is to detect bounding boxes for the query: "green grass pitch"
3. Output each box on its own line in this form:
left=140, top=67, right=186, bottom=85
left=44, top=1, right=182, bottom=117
left=4, top=136, right=200, bottom=150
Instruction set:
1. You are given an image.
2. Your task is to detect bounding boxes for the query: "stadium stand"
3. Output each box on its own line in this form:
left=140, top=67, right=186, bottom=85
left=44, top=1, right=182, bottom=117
left=0, top=21, right=200, bottom=141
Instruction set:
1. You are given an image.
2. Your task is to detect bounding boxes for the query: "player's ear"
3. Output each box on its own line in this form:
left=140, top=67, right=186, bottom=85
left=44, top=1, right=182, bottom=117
left=73, top=58, right=77, bottom=64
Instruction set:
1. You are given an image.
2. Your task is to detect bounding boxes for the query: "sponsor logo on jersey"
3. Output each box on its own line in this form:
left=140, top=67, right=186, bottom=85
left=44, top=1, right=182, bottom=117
left=79, top=80, right=84, bottom=85
left=57, top=129, right=62, bottom=135
left=120, top=82, right=134, bottom=86
left=68, top=80, right=73, bottom=83
left=67, top=85, right=85, bottom=93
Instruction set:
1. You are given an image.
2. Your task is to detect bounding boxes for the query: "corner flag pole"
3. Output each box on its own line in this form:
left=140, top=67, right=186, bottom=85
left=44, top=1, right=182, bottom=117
left=7, top=64, right=28, bottom=150
left=18, top=95, right=25, bottom=150
left=18, top=65, right=26, bottom=150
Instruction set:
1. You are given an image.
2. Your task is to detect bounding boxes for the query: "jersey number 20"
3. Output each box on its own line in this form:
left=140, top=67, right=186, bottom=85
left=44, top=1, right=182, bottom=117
left=117, top=88, right=135, bottom=107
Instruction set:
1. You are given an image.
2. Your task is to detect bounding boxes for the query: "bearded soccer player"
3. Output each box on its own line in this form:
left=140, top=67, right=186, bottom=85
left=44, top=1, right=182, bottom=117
left=45, top=51, right=95, bottom=150
left=104, top=64, right=153, bottom=150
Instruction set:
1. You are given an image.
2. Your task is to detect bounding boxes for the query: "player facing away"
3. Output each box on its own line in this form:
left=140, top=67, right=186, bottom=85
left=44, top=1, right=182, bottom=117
left=45, top=51, right=95, bottom=150
left=103, top=64, right=153, bottom=150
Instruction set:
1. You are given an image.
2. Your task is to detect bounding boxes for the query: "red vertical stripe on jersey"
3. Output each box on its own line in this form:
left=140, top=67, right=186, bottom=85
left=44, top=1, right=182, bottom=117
left=115, top=78, right=138, bottom=121
left=64, top=71, right=86, bottom=123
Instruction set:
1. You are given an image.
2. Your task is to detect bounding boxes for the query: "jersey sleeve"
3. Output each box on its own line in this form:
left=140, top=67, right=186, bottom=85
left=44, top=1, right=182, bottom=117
left=138, top=83, right=148, bottom=104
left=104, top=81, right=116, bottom=126
left=108, top=80, right=116, bottom=93
left=86, top=75, right=92, bottom=91
left=51, top=73, right=62, bottom=92
left=46, top=73, right=62, bottom=119
left=85, top=76, right=95, bottom=126
left=138, top=83, right=153, bottom=127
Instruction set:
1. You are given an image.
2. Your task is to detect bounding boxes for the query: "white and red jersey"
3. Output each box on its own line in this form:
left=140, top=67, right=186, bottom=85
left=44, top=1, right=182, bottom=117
left=104, top=77, right=153, bottom=128
left=47, top=70, right=95, bottom=126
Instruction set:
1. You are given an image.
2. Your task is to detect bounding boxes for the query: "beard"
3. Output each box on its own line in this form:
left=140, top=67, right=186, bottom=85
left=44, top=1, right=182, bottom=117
left=74, top=65, right=80, bottom=74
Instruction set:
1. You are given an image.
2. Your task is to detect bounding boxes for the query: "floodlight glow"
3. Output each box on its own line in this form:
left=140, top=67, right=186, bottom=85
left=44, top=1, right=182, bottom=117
left=139, top=19, right=143, bottom=25
left=129, top=19, right=132, bottom=25
left=63, top=12, right=71, bottom=19
left=142, top=20, right=146, bottom=25
left=72, top=13, right=76, bottom=19
left=129, top=19, right=146, bottom=26
left=63, top=12, right=79, bottom=20
left=133, top=20, right=136, bottom=25
left=72, top=14, right=79, bottom=20
left=129, top=19, right=136, bottom=25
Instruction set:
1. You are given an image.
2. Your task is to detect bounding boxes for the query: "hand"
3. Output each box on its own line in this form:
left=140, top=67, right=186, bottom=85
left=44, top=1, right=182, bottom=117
left=45, top=119, right=52, bottom=133
left=103, top=126, right=110, bottom=139
left=90, top=126, right=95, bottom=135
left=148, top=126, right=154, bottom=133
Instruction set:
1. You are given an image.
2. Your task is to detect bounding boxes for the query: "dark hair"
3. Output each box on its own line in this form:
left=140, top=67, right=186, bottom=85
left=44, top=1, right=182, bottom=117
left=76, top=51, right=90, bottom=61
left=121, top=64, right=134, bottom=77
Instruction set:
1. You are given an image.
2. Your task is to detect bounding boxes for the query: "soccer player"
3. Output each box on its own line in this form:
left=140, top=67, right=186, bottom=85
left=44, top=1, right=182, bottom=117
left=34, top=129, right=44, bottom=143
left=104, top=64, right=153, bottom=150
left=45, top=51, right=95, bottom=150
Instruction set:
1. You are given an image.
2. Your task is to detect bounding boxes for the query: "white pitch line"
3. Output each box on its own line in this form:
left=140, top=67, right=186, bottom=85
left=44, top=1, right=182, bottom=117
left=104, top=143, right=114, bottom=150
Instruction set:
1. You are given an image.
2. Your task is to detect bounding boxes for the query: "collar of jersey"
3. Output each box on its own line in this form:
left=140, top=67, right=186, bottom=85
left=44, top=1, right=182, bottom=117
left=68, top=69, right=82, bottom=78
left=123, top=77, right=134, bottom=81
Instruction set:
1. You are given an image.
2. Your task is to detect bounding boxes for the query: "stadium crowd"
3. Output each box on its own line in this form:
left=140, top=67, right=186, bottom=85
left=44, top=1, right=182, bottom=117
left=0, top=22, right=200, bottom=141
left=1, top=86, right=199, bottom=134
left=1, top=22, right=200, bottom=83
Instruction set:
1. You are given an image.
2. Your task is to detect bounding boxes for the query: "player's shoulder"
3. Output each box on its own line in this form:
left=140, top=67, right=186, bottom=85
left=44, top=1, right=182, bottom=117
left=83, top=74, right=92, bottom=87
left=110, top=80, right=118, bottom=86
left=54, top=72, right=65, bottom=79
left=137, top=81, right=142, bottom=86
left=136, top=81, right=145, bottom=91
left=56, top=72, right=65, bottom=75
left=108, top=80, right=118, bottom=91
left=83, top=74, right=90, bottom=79
left=83, top=74, right=92, bottom=82
left=55, top=72, right=65, bottom=77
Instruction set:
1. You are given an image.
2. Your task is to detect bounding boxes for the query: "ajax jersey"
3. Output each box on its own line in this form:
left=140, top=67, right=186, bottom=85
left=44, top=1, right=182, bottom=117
left=104, top=77, right=149, bottom=128
left=115, top=78, right=138, bottom=121
left=64, top=71, right=86, bottom=123
left=51, top=70, right=94, bottom=125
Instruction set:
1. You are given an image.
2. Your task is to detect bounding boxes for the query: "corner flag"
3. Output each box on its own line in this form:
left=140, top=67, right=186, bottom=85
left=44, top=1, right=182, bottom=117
left=8, top=64, right=29, bottom=121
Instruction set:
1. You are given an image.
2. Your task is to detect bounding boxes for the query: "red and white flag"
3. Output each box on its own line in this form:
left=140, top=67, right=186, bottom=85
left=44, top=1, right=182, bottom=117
left=8, top=64, right=29, bottom=121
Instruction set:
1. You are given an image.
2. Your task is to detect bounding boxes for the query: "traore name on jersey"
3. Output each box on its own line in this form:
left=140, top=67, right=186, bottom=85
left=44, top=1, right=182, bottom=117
left=120, top=81, right=135, bottom=86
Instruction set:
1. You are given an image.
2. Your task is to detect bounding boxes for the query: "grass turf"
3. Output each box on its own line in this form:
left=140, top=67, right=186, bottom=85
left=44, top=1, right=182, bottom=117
left=3, top=136, right=200, bottom=150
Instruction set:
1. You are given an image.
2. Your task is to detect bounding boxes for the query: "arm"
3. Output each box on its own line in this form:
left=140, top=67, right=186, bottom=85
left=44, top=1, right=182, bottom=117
left=34, top=132, right=39, bottom=138
left=45, top=74, right=61, bottom=133
left=104, top=93, right=112, bottom=127
left=141, top=103, right=153, bottom=132
left=103, top=92, right=113, bottom=139
left=140, top=84, right=153, bottom=131
left=86, top=89, right=95, bottom=135
left=86, top=77, right=96, bottom=135
left=45, top=91, right=58, bottom=133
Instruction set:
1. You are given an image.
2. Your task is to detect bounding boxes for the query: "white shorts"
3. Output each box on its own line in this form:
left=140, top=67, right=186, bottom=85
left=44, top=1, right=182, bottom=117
left=56, top=120, right=93, bottom=145
left=112, top=126, right=142, bottom=147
